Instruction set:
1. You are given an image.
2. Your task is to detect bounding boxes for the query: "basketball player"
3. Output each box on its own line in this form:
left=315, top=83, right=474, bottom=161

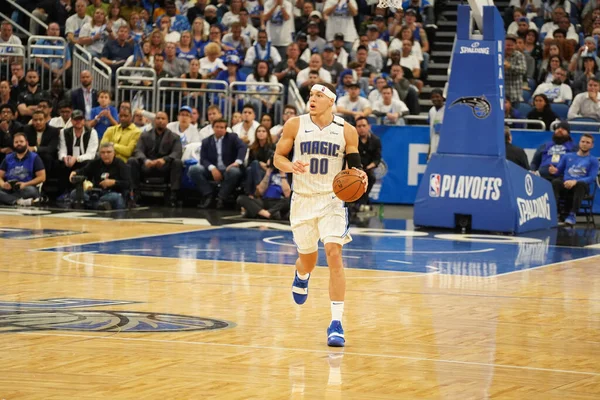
left=274, top=82, right=368, bottom=347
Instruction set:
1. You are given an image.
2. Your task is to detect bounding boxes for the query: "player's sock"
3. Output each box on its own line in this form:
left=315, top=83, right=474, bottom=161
left=331, top=301, right=344, bottom=322
left=297, top=272, right=309, bottom=280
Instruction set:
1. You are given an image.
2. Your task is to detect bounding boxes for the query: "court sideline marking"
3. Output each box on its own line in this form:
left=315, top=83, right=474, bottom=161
left=62, top=252, right=438, bottom=280
left=16, top=331, right=600, bottom=377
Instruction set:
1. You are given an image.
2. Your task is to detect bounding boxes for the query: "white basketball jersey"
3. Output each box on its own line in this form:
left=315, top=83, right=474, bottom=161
left=292, top=114, right=346, bottom=195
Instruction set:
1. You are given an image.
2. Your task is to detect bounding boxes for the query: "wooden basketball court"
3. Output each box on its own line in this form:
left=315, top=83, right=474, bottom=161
left=1, top=213, right=599, bottom=399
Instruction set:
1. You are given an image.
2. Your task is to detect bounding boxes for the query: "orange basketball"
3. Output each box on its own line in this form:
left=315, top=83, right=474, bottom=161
left=333, top=169, right=365, bottom=202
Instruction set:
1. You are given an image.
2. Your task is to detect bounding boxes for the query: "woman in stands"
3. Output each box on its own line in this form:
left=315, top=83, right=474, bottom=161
left=244, top=124, right=275, bottom=196
left=527, top=94, right=560, bottom=130
left=245, top=60, right=278, bottom=114
left=539, top=55, right=565, bottom=85
left=572, top=56, right=600, bottom=95
left=148, top=29, right=166, bottom=57
left=107, top=2, right=127, bottom=40
left=524, top=29, right=543, bottom=63
left=389, top=26, right=424, bottom=66
left=177, top=31, right=197, bottom=62
left=191, top=17, right=209, bottom=57
left=129, top=12, right=145, bottom=44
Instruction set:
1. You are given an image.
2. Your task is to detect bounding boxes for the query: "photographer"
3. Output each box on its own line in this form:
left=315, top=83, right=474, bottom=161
left=69, top=142, right=130, bottom=210
left=236, top=156, right=291, bottom=220
left=0, top=132, right=46, bottom=206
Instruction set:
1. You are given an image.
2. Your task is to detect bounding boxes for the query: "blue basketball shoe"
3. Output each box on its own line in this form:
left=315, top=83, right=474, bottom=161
left=565, top=212, right=577, bottom=226
left=292, top=271, right=310, bottom=305
left=327, top=320, right=345, bottom=347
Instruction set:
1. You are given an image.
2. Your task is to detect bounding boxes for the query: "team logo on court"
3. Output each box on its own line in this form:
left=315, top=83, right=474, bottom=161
left=525, top=174, right=534, bottom=196
left=449, top=96, right=491, bottom=119
left=0, top=299, right=234, bottom=333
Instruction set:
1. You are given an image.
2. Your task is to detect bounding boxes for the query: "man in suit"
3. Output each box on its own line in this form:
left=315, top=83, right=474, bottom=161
left=505, top=126, right=530, bottom=170
left=23, top=109, right=59, bottom=175
left=127, top=111, right=183, bottom=206
left=71, top=70, right=98, bottom=120
left=188, top=119, right=247, bottom=209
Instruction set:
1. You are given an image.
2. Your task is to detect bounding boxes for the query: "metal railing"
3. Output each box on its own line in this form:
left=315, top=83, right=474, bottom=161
left=115, top=67, right=156, bottom=111
left=155, top=78, right=228, bottom=123
left=0, top=11, right=31, bottom=38
left=27, top=35, right=68, bottom=90
left=506, top=119, right=546, bottom=130
left=228, top=81, right=285, bottom=125
left=6, top=0, right=48, bottom=35
left=92, top=58, right=112, bottom=93
left=551, top=120, right=600, bottom=132
left=288, top=80, right=306, bottom=117
left=71, top=44, right=92, bottom=89
left=0, top=43, right=25, bottom=82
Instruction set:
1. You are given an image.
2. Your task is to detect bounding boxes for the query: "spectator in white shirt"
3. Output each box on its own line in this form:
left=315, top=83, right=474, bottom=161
left=263, top=0, right=295, bottom=55
left=568, top=78, right=600, bottom=121
left=297, top=53, right=333, bottom=87
left=336, top=82, right=372, bottom=124
left=232, top=104, right=261, bottom=145
left=199, top=43, right=226, bottom=79
left=49, top=101, right=73, bottom=130
left=428, top=88, right=445, bottom=158
left=199, top=105, right=232, bottom=140
left=507, top=11, right=538, bottom=36
left=366, top=24, right=388, bottom=59
left=244, top=29, right=282, bottom=68
left=66, top=0, right=92, bottom=45
left=533, top=67, right=573, bottom=103
left=400, top=39, right=423, bottom=91
left=0, top=21, right=23, bottom=57
left=78, top=8, right=109, bottom=58
left=221, top=0, right=243, bottom=27
left=306, top=21, right=327, bottom=53
left=373, top=86, right=408, bottom=125
left=167, top=105, right=201, bottom=162
left=368, top=76, right=401, bottom=105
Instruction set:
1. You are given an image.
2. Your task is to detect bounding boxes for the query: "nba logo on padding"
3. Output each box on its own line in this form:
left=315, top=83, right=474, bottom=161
left=429, top=174, right=441, bottom=197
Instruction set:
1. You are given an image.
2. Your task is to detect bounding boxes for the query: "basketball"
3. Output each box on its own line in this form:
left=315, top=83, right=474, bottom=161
left=333, top=169, right=365, bottom=202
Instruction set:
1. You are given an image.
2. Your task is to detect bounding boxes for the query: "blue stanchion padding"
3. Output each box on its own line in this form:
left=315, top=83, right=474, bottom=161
left=414, top=155, right=557, bottom=233
left=413, top=5, right=557, bottom=233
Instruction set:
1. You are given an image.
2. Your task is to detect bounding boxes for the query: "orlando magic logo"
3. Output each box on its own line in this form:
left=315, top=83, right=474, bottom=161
left=449, top=96, right=492, bottom=119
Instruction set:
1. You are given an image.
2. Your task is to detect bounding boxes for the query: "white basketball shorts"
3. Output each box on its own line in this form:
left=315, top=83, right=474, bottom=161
left=290, top=192, right=352, bottom=254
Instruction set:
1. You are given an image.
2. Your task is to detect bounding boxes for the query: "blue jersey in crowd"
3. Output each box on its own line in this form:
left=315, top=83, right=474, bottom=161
left=556, top=152, right=599, bottom=186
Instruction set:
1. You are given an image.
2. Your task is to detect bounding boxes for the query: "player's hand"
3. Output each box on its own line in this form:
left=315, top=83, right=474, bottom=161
left=564, top=180, right=577, bottom=189
left=549, top=165, right=558, bottom=175
left=292, top=160, right=309, bottom=174
left=353, top=167, right=368, bottom=191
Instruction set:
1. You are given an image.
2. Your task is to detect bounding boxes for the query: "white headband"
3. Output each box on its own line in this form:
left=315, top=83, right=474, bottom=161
left=311, top=84, right=337, bottom=101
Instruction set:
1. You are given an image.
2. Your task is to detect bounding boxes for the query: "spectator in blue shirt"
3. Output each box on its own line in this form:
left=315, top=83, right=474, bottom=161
left=550, top=134, right=599, bottom=225
left=32, top=23, right=72, bottom=81
left=0, top=132, right=46, bottom=206
left=89, top=90, right=119, bottom=140
left=156, top=1, right=191, bottom=33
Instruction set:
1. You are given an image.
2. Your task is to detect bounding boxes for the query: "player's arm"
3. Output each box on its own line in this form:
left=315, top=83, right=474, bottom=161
left=274, top=117, right=309, bottom=174
left=344, top=123, right=368, bottom=189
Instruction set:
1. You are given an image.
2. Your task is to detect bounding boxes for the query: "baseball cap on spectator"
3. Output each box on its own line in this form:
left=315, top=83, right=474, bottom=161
left=555, top=121, right=570, bottom=133
left=347, top=81, right=360, bottom=88
left=334, top=33, right=344, bottom=41
left=505, top=34, right=518, bottom=42
left=357, top=44, right=368, bottom=52
left=374, top=15, right=385, bottom=22
left=339, top=69, right=354, bottom=81
left=367, top=24, right=378, bottom=31
left=205, top=4, right=217, bottom=12
left=308, top=21, right=318, bottom=26
left=296, top=32, right=307, bottom=40
left=405, top=9, right=417, bottom=16
left=584, top=36, right=596, bottom=44
left=72, top=110, right=85, bottom=120
left=518, top=17, right=529, bottom=23
left=309, top=11, right=322, bottom=19
left=180, top=105, right=193, bottom=114
left=225, top=54, right=241, bottom=65
left=323, top=44, right=334, bottom=52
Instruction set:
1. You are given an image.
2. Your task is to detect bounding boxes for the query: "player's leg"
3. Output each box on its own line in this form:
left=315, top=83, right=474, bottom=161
left=319, top=202, right=351, bottom=347
left=290, top=219, right=319, bottom=305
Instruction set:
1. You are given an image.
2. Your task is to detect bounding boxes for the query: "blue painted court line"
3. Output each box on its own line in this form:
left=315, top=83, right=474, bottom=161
left=37, top=228, right=600, bottom=277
